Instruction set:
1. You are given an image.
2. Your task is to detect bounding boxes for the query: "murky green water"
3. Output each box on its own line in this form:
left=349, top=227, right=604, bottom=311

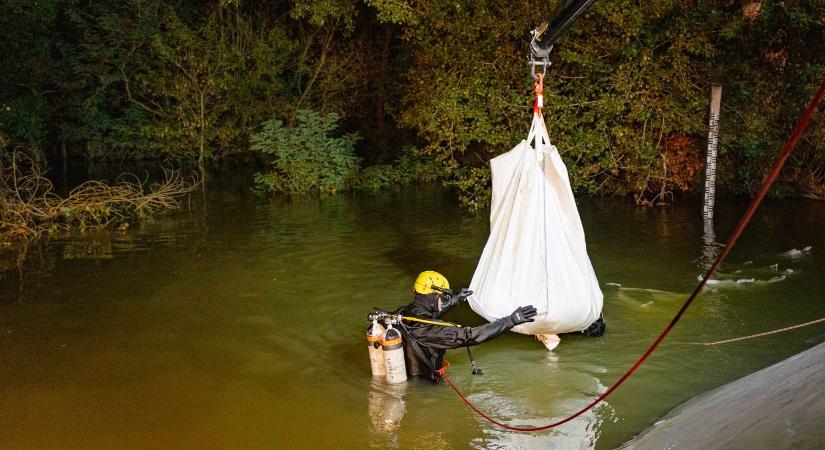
left=2, top=185, right=824, bottom=449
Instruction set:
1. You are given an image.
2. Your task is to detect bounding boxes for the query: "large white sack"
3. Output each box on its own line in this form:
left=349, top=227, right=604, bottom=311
left=469, top=112, right=603, bottom=335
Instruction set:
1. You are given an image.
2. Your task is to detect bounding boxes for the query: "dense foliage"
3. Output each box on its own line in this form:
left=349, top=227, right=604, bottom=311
left=1, top=0, right=822, bottom=205
left=252, top=110, right=360, bottom=193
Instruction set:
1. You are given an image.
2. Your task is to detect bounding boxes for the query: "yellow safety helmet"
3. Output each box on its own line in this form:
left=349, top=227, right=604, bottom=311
left=413, top=271, right=450, bottom=295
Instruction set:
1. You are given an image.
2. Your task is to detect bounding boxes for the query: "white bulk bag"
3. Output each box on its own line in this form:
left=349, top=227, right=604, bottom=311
left=469, top=110, right=603, bottom=338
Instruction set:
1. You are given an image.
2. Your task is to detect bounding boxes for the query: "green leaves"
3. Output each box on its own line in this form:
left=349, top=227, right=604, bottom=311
left=365, top=0, right=419, bottom=25
left=291, top=0, right=357, bottom=29
left=251, top=110, right=360, bottom=194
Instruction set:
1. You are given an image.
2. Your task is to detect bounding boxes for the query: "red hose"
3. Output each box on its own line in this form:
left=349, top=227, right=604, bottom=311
left=438, top=77, right=825, bottom=432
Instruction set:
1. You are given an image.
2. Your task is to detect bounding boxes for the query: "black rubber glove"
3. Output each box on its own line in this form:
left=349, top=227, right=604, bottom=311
left=440, top=288, right=473, bottom=311
left=451, top=288, right=473, bottom=304
left=508, top=305, right=538, bottom=326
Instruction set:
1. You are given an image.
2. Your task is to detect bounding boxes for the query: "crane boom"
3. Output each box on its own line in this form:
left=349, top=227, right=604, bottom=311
left=530, top=0, right=598, bottom=58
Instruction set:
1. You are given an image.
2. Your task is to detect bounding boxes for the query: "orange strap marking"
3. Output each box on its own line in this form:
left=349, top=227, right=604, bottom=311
left=533, top=72, right=544, bottom=115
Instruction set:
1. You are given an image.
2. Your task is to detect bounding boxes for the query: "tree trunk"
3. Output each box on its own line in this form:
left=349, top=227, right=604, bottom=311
left=198, top=89, right=206, bottom=179
left=375, top=26, right=392, bottom=130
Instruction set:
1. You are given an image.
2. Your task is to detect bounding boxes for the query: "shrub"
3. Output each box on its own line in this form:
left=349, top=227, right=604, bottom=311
left=355, top=164, right=395, bottom=192
left=251, top=110, right=360, bottom=194
left=348, top=146, right=449, bottom=192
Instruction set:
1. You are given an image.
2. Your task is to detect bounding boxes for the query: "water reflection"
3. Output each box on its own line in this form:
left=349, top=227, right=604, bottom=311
left=468, top=380, right=612, bottom=449
left=368, top=380, right=407, bottom=438
left=698, top=218, right=721, bottom=271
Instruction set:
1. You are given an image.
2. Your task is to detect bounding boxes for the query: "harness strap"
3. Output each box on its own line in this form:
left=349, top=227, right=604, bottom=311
left=399, top=315, right=461, bottom=327
left=397, top=321, right=440, bottom=378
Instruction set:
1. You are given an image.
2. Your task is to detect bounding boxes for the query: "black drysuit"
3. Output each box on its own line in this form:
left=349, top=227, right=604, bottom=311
left=396, top=293, right=517, bottom=382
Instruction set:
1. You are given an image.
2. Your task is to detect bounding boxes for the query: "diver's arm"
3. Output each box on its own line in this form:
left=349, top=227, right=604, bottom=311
left=457, top=317, right=517, bottom=347
left=404, top=318, right=513, bottom=349
left=406, top=305, right=537, bottom=349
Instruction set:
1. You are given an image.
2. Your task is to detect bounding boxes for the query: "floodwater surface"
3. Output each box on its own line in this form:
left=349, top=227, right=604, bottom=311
left=1, top=185, right=824, bottom=449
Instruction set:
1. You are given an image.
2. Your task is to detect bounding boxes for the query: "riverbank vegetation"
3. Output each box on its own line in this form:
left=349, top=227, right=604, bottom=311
left=1, top=0, right=822, bottom=208
left=0, top=141, right=197, bottom=245
left=250, top=109, right=443, bottom=193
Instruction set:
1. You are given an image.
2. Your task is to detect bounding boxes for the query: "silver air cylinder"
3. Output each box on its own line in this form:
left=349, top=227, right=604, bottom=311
left=381, top=324, right=407, bottom=384
left=366, top=320, right=386, bottom=377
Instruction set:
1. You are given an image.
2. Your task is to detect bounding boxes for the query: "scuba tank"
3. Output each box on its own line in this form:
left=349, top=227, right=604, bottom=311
left=381, top=324, right=407, bottom=384
left=366, top=320, right=386, bottom=377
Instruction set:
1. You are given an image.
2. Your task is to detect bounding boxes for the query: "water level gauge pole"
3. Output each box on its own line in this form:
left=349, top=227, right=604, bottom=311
left=700, top=84, right=722, bottom=270
left=703, top=84, right=722, bottom=221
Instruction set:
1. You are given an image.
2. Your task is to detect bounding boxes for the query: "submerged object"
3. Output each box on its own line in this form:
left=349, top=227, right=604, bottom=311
left=367, top=320, right=386, bottom=378
left=781, top=246, right=811, bottom=258
left=381, top=324, right=407, bottom=384
left=536, top=334, right=561, bottom=351
left=469, top=90, right=603, bottom=347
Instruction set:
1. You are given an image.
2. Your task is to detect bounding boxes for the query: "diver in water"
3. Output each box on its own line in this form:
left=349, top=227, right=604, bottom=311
left=395, top=271, right=538, bottom=382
